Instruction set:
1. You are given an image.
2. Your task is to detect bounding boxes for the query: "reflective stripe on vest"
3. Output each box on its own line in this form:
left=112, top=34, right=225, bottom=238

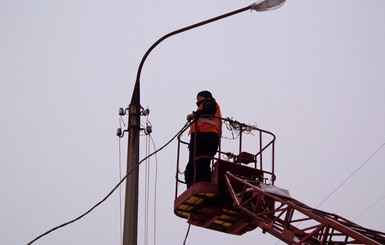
left=196, top=114, right=221, bottom=127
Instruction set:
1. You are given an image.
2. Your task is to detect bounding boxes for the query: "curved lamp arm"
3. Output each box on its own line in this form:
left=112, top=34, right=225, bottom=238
left=130, top=0, right=285, bottom=104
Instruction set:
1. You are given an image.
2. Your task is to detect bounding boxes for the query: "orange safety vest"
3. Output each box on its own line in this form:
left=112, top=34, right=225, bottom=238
left=189, top=100, right=222, bottom=135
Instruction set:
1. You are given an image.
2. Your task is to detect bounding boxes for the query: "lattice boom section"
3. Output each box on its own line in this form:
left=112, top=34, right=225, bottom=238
left=224, top=172, right=385, bottom=245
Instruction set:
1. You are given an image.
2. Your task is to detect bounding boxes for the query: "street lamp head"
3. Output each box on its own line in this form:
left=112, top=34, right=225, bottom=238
left=251, top=0, right=286, bottom=12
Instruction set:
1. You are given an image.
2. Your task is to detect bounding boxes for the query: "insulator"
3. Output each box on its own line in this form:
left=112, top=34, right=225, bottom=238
left=142, top=108, right=150, bottom=116
left=146, top=125, right=152, bottom=134
left=116, top=128, right=122, bottom=137
left=119, top=107, right=125, bottom=116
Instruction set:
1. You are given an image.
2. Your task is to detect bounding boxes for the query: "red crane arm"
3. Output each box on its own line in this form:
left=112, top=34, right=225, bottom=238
left=224, top=172, right=385, bottom=245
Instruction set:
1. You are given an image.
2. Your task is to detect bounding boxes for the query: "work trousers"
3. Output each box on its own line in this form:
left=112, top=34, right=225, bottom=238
left=184, top=132, right=219, bottom=188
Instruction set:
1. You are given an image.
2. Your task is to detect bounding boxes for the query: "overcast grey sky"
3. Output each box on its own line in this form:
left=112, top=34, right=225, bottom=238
left=1, top=0, right=385, bottom=244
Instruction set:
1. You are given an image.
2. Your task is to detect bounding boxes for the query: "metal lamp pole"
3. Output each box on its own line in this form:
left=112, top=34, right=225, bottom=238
left=122, top=1, right=285, bottom=245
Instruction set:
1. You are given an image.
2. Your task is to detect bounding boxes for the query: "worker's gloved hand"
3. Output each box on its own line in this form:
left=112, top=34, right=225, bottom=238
left=186, top=113, right=195, bottom=121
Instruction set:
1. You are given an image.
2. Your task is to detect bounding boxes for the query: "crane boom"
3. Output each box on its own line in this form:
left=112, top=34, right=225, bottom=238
left=224, top=172, right=385, bottom=245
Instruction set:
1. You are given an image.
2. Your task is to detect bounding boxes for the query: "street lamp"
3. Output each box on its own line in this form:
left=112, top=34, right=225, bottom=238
left=123, top=1, right=285, bottom=245
left=253, top=0, right=286, bottom=11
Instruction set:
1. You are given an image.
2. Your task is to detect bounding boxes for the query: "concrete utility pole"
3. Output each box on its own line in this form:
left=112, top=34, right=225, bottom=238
left=123, top=83, right=140, bottom=245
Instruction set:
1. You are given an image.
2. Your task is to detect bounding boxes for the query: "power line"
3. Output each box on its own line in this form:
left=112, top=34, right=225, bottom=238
left=354, top=194, right=385, bottom=221
left=141, top=117, right=159, bottom=245
left=118, top=136, right=123, bottom=244
left=149, top=134, right=158, bottom=245
left=118, top=116, right=125, bottom=244
left=316, top=142, right=385, bottom=209
left=144, top=132, right=150, bottom=245
left=27, top=122, right=190, bottom=245
left=142, top=133, right=159, bottom=245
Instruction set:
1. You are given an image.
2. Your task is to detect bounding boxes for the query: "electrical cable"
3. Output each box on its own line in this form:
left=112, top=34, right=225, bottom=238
left=118, top=117, right=124, bottom=244
left=142, top=115, right=157, bottom=245
left=144, top=133, right=150, bottom=245
left=223, top=117, right=257, bottom=140
left=118, top=136, right=123, bottom=244
left=183, top=224, right=191, bottom=245
left=316, top=142, right=385, bottom=208
left=26, top=121, right=190, bottom=245
left=354, top=194, right=385, bottom=221
left=149, top=134, right=158, bottom=245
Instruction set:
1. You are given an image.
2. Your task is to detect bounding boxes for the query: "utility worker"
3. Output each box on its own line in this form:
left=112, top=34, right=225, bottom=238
left=185, top=90, right=222, bottom=188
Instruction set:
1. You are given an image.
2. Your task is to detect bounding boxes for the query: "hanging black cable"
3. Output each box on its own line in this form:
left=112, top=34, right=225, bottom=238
left=183, top=224, right=191, bottom=245
left=27, top=122, right=190, bottom=245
